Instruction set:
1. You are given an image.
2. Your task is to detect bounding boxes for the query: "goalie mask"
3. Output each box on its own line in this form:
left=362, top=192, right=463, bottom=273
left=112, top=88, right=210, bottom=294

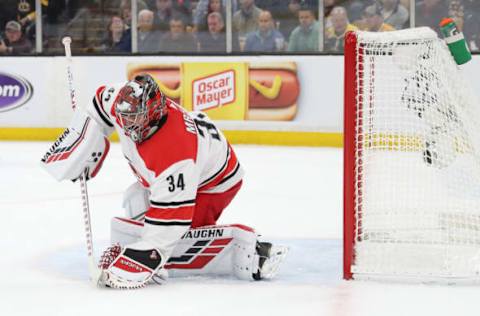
left=114, top=74, right=166, bottom=143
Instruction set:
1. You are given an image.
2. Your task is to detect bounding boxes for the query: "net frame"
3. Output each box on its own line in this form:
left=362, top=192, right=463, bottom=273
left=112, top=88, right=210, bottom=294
left=343, top=27, right=480, bottom=282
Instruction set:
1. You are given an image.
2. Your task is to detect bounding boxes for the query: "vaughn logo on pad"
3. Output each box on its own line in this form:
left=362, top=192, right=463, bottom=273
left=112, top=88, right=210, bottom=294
left=192, top=70, right=235, bottom=111
left=0, top=72, right=33, bottom=112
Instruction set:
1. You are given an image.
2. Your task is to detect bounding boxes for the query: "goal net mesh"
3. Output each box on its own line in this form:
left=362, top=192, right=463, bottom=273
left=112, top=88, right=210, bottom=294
left=351, top=27, right=480, bottom=280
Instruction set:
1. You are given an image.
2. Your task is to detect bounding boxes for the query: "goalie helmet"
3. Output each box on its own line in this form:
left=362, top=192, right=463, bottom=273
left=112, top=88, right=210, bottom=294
left=114, top=74, right=166, bottom=143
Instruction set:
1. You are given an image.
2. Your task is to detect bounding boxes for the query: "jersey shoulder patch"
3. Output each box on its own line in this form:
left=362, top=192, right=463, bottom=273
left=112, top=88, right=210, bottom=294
left=92, top=83, right=126, bottom=128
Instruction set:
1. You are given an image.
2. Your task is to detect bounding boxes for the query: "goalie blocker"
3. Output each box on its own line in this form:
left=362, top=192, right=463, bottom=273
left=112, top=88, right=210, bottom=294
left=40, top=109, right=110, bottom=182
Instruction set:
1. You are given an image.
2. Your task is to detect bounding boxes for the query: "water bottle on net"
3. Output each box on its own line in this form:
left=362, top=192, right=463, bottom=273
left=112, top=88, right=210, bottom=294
left=439, top=17, right=472, bottom=65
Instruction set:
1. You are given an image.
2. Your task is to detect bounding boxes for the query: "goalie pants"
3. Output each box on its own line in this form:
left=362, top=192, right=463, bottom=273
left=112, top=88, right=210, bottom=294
left=191, top=180, right=242, bottom=228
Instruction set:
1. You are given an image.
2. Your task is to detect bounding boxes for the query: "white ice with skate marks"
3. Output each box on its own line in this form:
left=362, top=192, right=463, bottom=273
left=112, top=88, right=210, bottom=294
left=1, top=142, right=480, bottom=316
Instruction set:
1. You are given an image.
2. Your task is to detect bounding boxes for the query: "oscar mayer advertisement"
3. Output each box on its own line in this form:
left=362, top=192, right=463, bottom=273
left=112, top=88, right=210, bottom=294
left=127, top=62, right=300, bottom=121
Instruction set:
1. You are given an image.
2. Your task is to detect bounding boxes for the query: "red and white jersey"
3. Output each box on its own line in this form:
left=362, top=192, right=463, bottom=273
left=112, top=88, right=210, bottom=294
left=86, top=84, right=244, bottom=258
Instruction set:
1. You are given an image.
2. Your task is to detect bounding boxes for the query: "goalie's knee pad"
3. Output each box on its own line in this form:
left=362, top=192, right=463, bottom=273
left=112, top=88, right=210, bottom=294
left=122, top=181, right=150, bottom=219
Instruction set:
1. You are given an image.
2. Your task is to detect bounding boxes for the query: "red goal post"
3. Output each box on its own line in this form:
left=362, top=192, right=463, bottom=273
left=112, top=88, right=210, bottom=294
left=343, top=31, right=358, bottom=280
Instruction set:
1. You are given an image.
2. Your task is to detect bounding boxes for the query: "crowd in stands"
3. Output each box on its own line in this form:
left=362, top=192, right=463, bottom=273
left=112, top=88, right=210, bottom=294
left=1, top=0, right=480, bottom=54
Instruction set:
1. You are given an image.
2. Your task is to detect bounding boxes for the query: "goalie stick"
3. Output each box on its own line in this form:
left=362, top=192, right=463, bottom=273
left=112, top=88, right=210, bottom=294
left=62, top=36, right=102, bottom=286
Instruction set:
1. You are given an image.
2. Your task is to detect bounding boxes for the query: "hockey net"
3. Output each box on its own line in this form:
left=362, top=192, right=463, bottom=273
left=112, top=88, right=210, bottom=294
left=344, top=27, right=480, bottom=282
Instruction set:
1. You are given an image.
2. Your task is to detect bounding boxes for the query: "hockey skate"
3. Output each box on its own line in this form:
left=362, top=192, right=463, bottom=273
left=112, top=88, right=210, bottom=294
left=252, top=242, right=289, bottom=280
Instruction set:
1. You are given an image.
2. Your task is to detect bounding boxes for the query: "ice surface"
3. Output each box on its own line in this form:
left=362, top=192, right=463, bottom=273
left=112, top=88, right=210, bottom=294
left=1, top=142, right=478, bottom=315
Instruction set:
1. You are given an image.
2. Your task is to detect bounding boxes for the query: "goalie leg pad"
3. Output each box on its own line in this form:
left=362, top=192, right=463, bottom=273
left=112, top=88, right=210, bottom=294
left=110, top=221, right=289, bottom=281
left=166, top=224, right=288, bottom=280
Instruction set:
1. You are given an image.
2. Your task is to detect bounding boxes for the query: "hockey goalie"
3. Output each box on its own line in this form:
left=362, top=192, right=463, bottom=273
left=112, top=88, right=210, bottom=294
left=41, top=74, right=288, bottom=289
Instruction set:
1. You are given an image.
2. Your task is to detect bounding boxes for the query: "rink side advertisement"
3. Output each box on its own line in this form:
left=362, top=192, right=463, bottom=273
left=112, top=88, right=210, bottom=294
left=127, top=62, right=250, bottom=121
left=126, top=61, right=300, bottom=122
left=0, top=55, right=352, bottom=145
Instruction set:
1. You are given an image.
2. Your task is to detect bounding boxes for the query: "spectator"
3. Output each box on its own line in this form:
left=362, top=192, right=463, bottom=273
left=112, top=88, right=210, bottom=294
left=324, top=0, right=340, bottom=18
left=255, top=0, right=301, bottom=31
left=16, top=0, right=41, bottom=43
left=233, top=0, right=262, bottom=45
left=208, top=0, right=224, bottom=18
left=152, top=0, right=192, bottom=31
left=0, top=1, right=20, bottom=33
left=244, top=10, right=285, bottom=52
left=172, top=0, right=194, bottom=26
left=415, top=0, right=448, bottom=34
left=159, top=15, right=197, bottom=52
left=380, top=0, right=409, bottom=30
left=0, top=20, right=32, bottom=54
left=120, top=0, right=149, bottom=27
left=0, top=0, right=35, bottom=28
left=197, top=12, right=226, bottom=52
left=138, top=9, right=162, bottom=53
left=287, top=6, right=319, bottom=52
left=463, top=0, right=480, bottom=51
left=153, top=0, right=175, bottom=32
left=277, top=0, right=301, bottom=39
left=347, top=0, right=375, bottom=28
left=323, top=0, right=348, bottom=30
left=363, top=3, right=395, bottom=32
left=194, top=0, right=225, bottom=31
left=101, top=15, right=131, bottom=53
left=42, top=0, right=80, bottom=25
left=43, top=0, right=81, bottom=53
left=324, top=0, right=339, bottom=30
left=325, top=6, right=358, bottom=52
left=193, top=0, right=237, bottom=31
left=61, top=2, right=111, bottom=53
left=448, top=0, right=464, bottom=31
